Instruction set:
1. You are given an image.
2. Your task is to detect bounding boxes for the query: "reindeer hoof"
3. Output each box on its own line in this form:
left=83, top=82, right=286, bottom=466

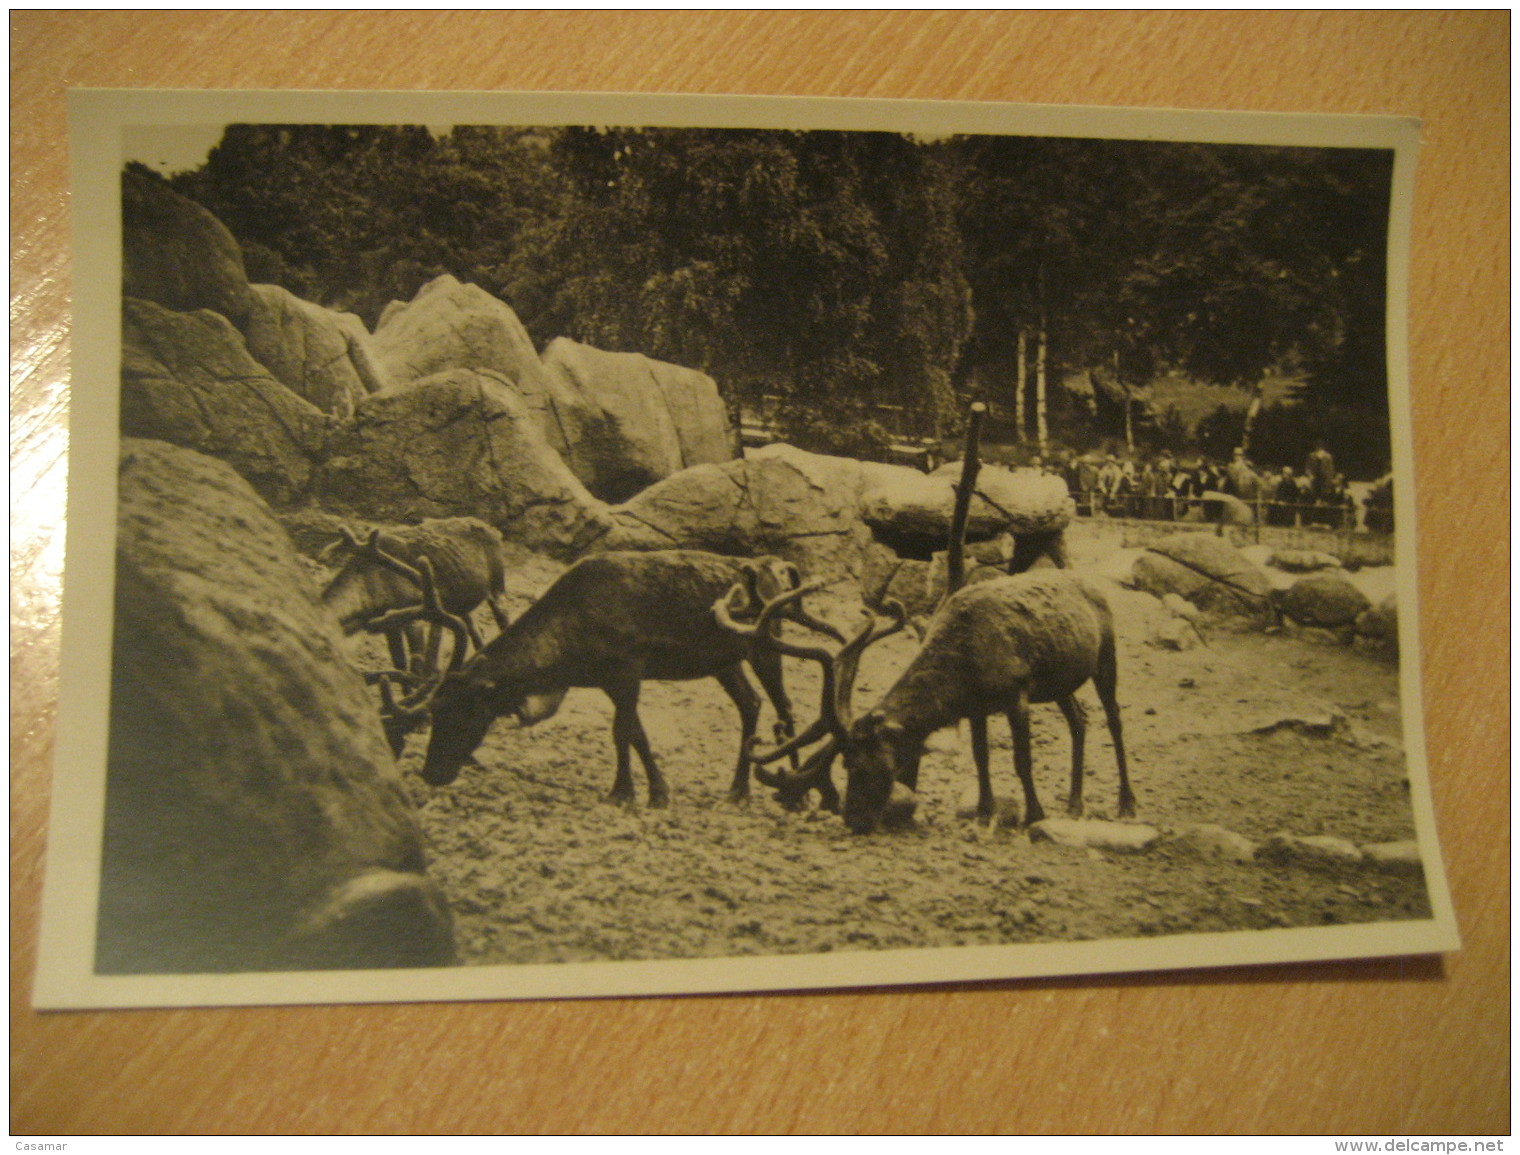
left=1066, top=801, right=1085, bottom=819
left=648, top=791, right=671, bottom=810
left=724, top=789, right=750, bottom=807
left=607, top=790, right=636, bottom=808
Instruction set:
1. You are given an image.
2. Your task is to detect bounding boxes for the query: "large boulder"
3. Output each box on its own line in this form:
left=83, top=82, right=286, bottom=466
left=1355, top=593, right=1399, bottom=650
left=591, top=444, right=1074, bottom=583
left=122, top=168, right=254, bottom=326
left=312, top=368, right=611, bottom=560
left=369, top=275, right=580, bottom=457
left=591, top=442, right=871, bottom=577
left=100, top=439, right=455, bottom=973
left=542, top=337, right=734, bottom=502
left=120, top=297, right=331, bottom=506
left=1275, top=571, right=1373, bottom=629
left=859, top=463, right=1073, bottom=554
left=1200, top=491, right=1256, bottom=526
left=1271, top=548, right=1344, bottom=574
left=859, top=537, right=1013, bottom=623
left=243, top=283, right=391, bottom=418
left=1131, top=532, right=1274, bottom=623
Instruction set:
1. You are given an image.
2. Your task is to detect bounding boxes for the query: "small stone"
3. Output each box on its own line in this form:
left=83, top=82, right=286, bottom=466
left=1249, top=712, right=1348, bottom=739
left=1360, top=840, right=1425, bottom=875
left=1165, top=618, right=1202, bottom=650
left=954, top=783, right=1022, bottom=826
left=1029, top=818, right=1162, bottom=854
left=1260, top=832, right=1364, bottom=866
left=1167, top=823, right=1258, bottom=863
left=1161, top=593, right=1201, bottom=622
left=924, top=727, right=961, bottom=754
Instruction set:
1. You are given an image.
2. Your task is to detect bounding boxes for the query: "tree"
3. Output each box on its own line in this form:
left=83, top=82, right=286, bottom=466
left=506, top=126, right=971, bottom=449
left=954, top=135, right=1394, bottom=446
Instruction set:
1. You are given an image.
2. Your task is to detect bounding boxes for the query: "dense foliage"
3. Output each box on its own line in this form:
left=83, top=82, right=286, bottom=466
left=156, top=123, right=1396, bottom=474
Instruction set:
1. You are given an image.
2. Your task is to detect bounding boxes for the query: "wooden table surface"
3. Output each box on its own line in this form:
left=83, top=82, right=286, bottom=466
left=10, top=11, right=1508, bottom=1135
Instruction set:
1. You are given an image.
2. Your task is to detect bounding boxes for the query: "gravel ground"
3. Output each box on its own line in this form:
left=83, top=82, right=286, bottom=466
left=365, top=555, right=1434, bottom=969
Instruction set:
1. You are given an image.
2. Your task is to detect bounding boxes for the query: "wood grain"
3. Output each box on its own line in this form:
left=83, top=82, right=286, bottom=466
left=10, top=11, right=1508, bottom=1135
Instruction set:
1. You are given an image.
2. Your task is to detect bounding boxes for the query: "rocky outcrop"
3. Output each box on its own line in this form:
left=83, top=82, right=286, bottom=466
left=312, top=368, right=612, bottom=560
left=1130, top=532, right=1274, bottom=623
left=100, top=439, right=454, bottom=973
left=369, top=275, right=581, bottom=457
left=243, top=283, right=390, bottom=418
left=1275, top=571, right=1373, bottom=630
left=591, top=443, right=1077, bottom=584
left=122, top=168, right=254, bottom=326
left=120, top=297, right=331, bottom=506
left=542, top=337, right=734, bottom=502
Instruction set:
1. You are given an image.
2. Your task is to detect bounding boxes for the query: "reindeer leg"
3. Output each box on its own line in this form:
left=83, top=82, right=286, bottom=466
left=970, top=715, right=994, bottom=818
left=608, top=682, right=669, bottom=809
left=606, top=683, right=639, bottom=807
left=414, top=620, right=441, bottom=679
left=747, top=649, right=799, bottom=773
left=1055, top=695, right=1087, bottom=818
left=1095, top=641, right=1136, bottom=818
left=461, top=613, right=485, bottom=655
left=487, top=591, right=512, bottom=633
left=1007, top=688, right=1044, bottom=825
left=811, top=744, right=842, bottom=813
left=714, top=664, right=761, bottom=804
left=384, top=627, right=410, bottom=675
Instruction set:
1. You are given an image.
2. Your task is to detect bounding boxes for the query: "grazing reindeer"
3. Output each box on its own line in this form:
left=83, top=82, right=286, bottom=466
left=719, top=571, right=1136, bottom=835
left=320, top=519, right=513, bottom=674
left=411, top=550, right=842, bottom=807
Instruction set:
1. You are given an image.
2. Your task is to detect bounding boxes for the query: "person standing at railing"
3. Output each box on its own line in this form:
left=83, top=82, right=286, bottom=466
left=1150, top=451, right=1177, bottom=520
left=1073, top=453, right=1101, bottom=517
left=1306, top=441, right=1337, bottom=500
left=1225, top=446, right=1261, bottom=500
left=1096, top=454, right=1123, bottom=516
left=1269, top=465, right=1300, bottom=526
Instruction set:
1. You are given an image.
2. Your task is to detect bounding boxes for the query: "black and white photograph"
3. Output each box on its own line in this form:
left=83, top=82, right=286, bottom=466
left=38, top=90, right=1456, bottom=1009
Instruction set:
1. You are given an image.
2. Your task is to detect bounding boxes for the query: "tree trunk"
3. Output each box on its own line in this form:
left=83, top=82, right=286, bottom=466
left=1014, top=328, right=1028, bottom=443
left=1118, top=351, right=1134, bottom=452
left=946, top=401, right=987, bottom=601
left=1035, top=263, right=1049, bottom=451
left=1035, top=315, right=1049, bottom=451
left=1241, top=378, right=1267, bottom=453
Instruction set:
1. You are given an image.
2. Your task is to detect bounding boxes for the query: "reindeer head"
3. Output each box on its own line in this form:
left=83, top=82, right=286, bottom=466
left=714, top=575, right=907, bottom=827
left=841, top=710, right=918, bottom=834
left=416, top=668, right=507, bottom=786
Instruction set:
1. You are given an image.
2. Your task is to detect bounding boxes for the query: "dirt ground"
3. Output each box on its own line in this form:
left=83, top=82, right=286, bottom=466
left=380, top=554, right=1433, bottom=968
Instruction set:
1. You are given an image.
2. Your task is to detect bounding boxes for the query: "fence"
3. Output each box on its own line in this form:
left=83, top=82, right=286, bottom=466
left=1070, top=489, right=1395, bottom=566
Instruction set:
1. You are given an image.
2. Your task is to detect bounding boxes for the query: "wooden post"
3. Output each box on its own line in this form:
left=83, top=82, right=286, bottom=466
left=946, top=401, right=987, bottom=600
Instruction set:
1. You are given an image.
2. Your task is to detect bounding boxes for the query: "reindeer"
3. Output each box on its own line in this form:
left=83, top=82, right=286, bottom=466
left=405, top=550, right=843, bottom=807
left=717, top=570, right=1136, bottom=835
left=320, top=519, right=513, bottom=676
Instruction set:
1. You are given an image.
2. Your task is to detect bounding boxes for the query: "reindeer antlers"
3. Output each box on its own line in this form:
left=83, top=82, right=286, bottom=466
left=713, top=575, right=907, bottom=800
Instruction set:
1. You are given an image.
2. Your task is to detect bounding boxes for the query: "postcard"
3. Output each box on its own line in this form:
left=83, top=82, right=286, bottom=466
left=36, top=89, right=1456, bottom=1009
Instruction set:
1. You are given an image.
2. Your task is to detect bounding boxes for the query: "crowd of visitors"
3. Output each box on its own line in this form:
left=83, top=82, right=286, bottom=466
left=1029, top=442, right=1363, bottom=530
